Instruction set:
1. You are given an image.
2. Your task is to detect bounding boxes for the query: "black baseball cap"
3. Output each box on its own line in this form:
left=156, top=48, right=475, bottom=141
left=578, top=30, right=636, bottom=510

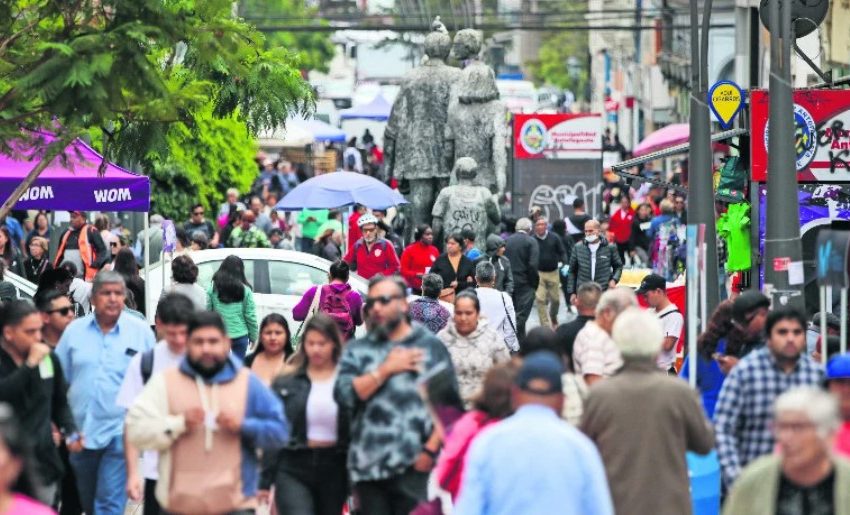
left=732, top=291, right=771, bottom=322
left=635, top=274, right=666, bottom=295
left=516, top=351, right=563, bottom=395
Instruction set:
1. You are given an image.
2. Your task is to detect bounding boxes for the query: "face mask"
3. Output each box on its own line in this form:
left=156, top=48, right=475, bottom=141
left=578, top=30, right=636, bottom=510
left=586, top=234, right=600, bottom=243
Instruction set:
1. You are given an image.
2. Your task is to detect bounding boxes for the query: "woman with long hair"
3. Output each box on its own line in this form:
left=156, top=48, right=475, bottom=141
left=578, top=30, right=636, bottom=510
left=244, top=314, right=294, bottom=386
left=679, top=300, right=750, bottom=418
left=435, top=364, right=515, bottom=501
left=292, top=260, right=362, bottom=342
left=429, top=233, right=476, bottom=302
left=259, top=314, right=349, bottom=515
left=23, top=237, right=52, bottom=284
left=112, top=248, right=146, bottom=316
left=400, top=224, right=440, bottom=294
left=24, top=213, right=50, bottom=257
left=206, top=255, right=257, bottom=359
left=0, top=403, right=55, bottom=514
left=0, top=228, right=23, bottom=278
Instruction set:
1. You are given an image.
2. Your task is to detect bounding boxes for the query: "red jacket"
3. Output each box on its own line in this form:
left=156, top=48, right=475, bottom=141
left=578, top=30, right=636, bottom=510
left=609, top=207, right=635, bottom=244
left=343, top=238, right=400, bottom=280
left=400, top=242, right=440, bottom=290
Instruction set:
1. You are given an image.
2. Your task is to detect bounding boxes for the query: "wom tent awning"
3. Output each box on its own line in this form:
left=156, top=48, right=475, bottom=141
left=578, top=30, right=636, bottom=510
left=0, top=136, right=150, bottom=211
left=339, top=94, right=392, bottom=122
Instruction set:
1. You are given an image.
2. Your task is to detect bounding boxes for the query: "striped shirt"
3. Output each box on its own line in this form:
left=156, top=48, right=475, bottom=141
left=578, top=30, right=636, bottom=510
left=572, top=321, right=623, bottom=379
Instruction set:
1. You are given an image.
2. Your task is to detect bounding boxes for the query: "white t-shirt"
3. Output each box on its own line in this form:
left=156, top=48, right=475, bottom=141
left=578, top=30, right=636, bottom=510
left=306, top=377, right=339, bottom=442
left=655, top=304, right=684, bottom=369
left=116, top=341, right=184, bottom=480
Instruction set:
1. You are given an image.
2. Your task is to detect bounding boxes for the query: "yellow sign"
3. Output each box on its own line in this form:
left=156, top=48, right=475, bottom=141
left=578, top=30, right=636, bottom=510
left=708, top=81, right=745, bottom=130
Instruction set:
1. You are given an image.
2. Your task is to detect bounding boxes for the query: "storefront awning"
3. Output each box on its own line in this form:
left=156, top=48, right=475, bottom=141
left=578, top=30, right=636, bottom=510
left=611, top=128, right=748, bottom=194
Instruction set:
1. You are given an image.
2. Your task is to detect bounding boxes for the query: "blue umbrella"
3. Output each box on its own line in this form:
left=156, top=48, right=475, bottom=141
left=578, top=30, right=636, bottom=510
left=276, top=171, right=408, bottom=211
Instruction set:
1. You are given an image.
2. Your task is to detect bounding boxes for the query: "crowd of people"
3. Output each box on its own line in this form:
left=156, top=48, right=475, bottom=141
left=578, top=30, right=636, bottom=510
left=2, top=150, right=850, bottom=515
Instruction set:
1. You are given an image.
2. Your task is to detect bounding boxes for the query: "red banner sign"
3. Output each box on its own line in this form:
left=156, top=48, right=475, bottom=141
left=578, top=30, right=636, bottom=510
left=751, top=89, right=850, bottom=182
left=514, top=113, right=603, bottom=160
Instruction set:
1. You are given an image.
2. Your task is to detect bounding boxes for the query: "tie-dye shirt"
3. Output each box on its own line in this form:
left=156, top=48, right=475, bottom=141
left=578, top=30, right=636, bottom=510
left=334, top=324, right=458, bottom=482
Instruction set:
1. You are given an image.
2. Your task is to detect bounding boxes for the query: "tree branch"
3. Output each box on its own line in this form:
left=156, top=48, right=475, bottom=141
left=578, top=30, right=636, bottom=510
left=0, top=16, right=42, bottom=57
left=0, top=134, right=75, bottom=221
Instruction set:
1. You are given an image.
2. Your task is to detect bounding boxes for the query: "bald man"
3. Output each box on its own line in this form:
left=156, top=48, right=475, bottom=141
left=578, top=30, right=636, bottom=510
left=566, top=220, right=623, bottom=304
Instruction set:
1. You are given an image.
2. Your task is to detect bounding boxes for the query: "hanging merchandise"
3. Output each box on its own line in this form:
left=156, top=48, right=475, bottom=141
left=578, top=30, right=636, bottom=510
left=717, top=202, right=751, bottom=272
left=715, top=156, right=748, bottom=203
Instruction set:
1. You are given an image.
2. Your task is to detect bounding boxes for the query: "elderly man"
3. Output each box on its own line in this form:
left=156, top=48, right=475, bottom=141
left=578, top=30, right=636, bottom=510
left=475, top=261, right=519, bottom=353
left=133, top=214, right=165, bottom=267
left=572, top=287, right=636, bottom=386
left=343, top=213, right=400, bottom=280
left=714, top=307, right=824, bottom=489
left=723, top=387, right=850, bottom=514
left=505, top=217, right=539, bottom=340
left=55, top=270, right=156, bottom=514
left=566, top=220, right=622, bottom=305
left=581, top=308, right=714, bottom=515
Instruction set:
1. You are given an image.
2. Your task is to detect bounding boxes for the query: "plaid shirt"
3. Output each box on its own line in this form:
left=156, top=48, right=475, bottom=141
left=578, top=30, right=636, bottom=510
left=228, top=225, right=270, bottom=249
left=713, top=347, right=824, bottom=488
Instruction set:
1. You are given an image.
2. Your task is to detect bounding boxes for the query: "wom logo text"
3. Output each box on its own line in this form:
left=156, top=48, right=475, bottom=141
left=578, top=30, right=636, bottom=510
left=19, top=186, right=54, bottom=201
left=94, top=188, right=131, bottom=203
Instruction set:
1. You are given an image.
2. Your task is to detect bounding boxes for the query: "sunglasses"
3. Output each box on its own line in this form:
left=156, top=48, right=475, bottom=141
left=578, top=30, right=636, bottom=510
left=365, top=294, right=403, bottom=309
left=47, top=306, right=74, bottom=316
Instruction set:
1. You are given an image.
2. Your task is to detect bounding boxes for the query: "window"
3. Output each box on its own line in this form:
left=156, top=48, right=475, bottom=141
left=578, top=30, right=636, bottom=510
left=268, top=260, right=327, bottom=297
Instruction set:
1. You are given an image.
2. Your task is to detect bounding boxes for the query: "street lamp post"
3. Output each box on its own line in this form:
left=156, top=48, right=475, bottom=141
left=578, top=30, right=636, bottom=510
left=688, top=0, right=720, bottom=316
left=762, top=0, right=805, bottom=309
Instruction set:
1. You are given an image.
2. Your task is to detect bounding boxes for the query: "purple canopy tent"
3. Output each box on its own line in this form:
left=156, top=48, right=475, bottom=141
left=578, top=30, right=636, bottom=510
left=0, top=133, right=154, bottom=299
left=0, top=136, right=150, bottom=212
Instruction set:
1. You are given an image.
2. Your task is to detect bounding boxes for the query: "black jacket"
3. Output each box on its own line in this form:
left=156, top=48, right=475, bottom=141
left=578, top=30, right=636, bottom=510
left=566, top=239, right=623, bottom=296
left=430, top=254, right=476, bottom=293
left=0, top=349, right=77, bottom=484
left=477, top=254, right=514, bottom=295
left=534, top=232, right=567, bottom=272
left=260, top=367, right=350, bottom=488
left=505, top=232, right=539, bottom=288
left=2, top=246, right=24, bottom=278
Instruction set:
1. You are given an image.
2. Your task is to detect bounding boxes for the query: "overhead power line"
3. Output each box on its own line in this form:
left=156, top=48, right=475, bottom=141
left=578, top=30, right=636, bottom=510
left=254, top=22, right=735, bottom=32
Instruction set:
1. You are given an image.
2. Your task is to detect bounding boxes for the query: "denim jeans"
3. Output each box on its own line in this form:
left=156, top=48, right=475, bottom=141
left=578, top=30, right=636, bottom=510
left=68, top=435, right=127, bottom=515
left=231, top=335, right=250, bottom=360
left=354, top=467, right=428, bottom=515
left=274, top=448, right=348, bottom=515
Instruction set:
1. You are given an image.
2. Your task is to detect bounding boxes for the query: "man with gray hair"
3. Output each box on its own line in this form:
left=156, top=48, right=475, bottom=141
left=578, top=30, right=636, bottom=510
left=475, top=260, right=519, bottom=352
left=505, top=217, right=540, bottom=339
left=572, top=287, right=636, bottom=386
left=723, top=387, right=850, bottom=514
left=55, top=270, right=156, bottom=514
left=566, top=219, right=622, bottom=305
left=408, top=273, right=452, bottom=334
left=581, top=308, right=714, bottom=515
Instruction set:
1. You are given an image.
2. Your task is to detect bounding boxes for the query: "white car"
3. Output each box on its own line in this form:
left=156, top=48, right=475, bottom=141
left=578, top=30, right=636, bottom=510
left=144, top=248, right=369, bottom=336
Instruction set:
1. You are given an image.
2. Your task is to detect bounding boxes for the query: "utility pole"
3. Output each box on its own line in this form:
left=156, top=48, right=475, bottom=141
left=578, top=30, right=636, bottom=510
left=688, top=0, right=720, bottom=316
left=762, top=0, right=805, bottom=309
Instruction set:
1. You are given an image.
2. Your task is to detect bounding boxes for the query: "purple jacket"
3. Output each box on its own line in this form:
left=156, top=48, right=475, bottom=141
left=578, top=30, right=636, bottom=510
left=292, top=282, right=364, bottom=327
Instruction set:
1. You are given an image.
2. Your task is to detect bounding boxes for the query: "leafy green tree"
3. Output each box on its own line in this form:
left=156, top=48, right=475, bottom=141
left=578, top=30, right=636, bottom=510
left=528, top=30, right=589, bottom=94
left=238, top=0, right=336, bottom=73
left=0, top=0, right=313, bottom=220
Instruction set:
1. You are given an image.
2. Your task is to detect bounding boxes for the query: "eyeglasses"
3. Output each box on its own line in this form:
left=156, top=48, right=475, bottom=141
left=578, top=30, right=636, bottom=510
left=365, top=294, right=403, bottom=309
left=361, top=227, right=377, bottom=233
left=775, top=328, right=804, bottom=336
left=46, top=306, right=74, bottom=316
